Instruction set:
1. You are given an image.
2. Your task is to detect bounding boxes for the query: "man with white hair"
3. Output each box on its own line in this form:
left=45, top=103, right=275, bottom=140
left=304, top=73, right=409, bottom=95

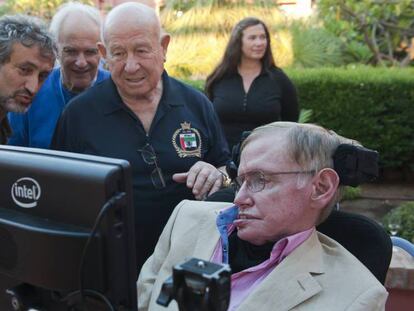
left=138, top=122, right=388, bottom=311
left=52, top=2, right=230, bottom=270
left=8, top=1, right=109, bottom=148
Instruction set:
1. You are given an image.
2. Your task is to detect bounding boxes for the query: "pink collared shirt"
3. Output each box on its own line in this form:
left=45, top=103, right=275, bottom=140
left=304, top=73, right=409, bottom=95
left=211, top=223, right=314, bottom=310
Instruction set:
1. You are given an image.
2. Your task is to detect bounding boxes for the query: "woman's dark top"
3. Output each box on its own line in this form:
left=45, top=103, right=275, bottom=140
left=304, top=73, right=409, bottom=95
left=211, top=67, right=299, bottom=148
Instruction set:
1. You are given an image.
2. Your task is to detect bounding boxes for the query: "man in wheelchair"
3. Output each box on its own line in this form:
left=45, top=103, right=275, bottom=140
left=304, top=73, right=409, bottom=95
left=138, top=122, right=387, bottom=311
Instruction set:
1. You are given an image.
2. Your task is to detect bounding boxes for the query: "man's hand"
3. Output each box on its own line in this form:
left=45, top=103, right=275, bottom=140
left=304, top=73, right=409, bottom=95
left=172, top=161, right=224, bottom=200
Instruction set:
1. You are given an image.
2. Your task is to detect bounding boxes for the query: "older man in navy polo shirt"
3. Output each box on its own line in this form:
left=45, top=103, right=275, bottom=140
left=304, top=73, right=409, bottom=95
left=52, top=2, right=230, bottom=271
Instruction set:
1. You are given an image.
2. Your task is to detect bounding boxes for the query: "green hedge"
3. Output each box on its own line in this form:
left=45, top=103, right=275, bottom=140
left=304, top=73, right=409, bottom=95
left=382, top=202, right=414, bottom=242
left=183, top=67, right=414, bottom=173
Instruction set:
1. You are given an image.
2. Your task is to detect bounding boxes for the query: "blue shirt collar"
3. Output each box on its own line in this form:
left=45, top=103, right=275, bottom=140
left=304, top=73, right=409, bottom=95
left=216, top=205, right=238, bottom=264
left=216, top=205, right=238, bottom=227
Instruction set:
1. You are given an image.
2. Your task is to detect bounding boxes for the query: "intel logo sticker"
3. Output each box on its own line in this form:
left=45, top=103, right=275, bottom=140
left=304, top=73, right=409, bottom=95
left=11, top=177, right=41, bottom=208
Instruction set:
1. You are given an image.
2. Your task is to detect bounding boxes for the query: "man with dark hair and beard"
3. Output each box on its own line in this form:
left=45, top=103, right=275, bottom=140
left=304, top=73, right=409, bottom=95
left=0, top=14, right=55, bottom=144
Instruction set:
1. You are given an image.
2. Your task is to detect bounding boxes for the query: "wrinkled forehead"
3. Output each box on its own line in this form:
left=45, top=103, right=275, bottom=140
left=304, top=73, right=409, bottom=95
left=105, top=24, right=159, bottom=50
left=59, top=17, right=100, bottom=44
left=103, top=8, right=160, bottom=44
left=10, top=42, right=54, bottom=64
left=239, top=134, right=293, bottom=173
left=109, top=22, right=158, bottom=40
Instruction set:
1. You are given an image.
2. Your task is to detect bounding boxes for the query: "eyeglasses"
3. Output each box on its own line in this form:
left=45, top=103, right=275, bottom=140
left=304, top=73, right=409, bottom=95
left=138, top=143, right=166, bottom=189
left=234, top=170, right=315, bottom=193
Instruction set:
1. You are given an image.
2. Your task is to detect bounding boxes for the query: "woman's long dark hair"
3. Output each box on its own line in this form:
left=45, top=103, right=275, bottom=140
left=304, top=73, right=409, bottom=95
left=205, top=17, right=276, bottom=99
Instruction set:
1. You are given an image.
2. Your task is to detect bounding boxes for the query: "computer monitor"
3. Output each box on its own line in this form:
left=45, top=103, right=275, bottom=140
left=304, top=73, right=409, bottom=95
left=0, top=145, right=137, bottom=310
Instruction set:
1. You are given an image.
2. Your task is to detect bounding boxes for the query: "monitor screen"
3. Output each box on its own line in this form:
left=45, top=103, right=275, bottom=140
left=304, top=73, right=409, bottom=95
left=0, top=145, right=137, bottom=310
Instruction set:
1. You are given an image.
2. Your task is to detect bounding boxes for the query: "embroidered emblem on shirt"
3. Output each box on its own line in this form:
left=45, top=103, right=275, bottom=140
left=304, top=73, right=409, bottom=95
left=172, top=122, right=202, bottom=158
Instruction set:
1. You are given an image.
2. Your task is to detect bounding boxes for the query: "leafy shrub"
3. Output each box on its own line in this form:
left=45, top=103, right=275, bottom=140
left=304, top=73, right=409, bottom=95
left=382, top=202, right=414, bottom=242
left=298, top=109, right=312, bottom=123
left=182, top=79, right=204, bottom=91
left=341, top=186, right=362, bottom=201
left=343, top=41, right=373, bottom=65
left=290, top=22, right=344, bottom=68
left=287, top=66, right=414, bottom=172
left=318, top=0, right=414, bottom=67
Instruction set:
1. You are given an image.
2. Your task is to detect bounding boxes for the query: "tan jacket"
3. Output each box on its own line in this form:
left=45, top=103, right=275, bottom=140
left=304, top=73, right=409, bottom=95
left=138, top=200, right=388, bottom=311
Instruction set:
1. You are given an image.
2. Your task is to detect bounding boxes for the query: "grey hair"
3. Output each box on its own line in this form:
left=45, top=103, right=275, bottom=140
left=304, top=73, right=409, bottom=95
left=242, top=121, right=361, bottom=223
left=49, top=1, right=101, bottom=43
left=0, top=14, right=56, bottom=65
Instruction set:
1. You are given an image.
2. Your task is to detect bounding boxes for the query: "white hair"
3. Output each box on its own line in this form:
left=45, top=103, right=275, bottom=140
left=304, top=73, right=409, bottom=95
left=49, top=1, right=101, bottom=42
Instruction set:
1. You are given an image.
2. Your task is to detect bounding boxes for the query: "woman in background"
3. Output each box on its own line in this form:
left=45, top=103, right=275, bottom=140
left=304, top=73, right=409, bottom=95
left=205, top=17, right=299, bottom=149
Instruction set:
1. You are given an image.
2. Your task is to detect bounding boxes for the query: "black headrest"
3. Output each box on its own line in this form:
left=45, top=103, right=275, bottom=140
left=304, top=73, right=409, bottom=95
left=333, top=144, right=379, bottom=187
left=226, top=131, right=251, bottom=180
